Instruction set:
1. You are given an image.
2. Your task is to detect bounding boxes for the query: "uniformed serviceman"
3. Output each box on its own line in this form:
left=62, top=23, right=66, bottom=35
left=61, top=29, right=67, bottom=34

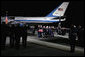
left=9, top=24, right=15, bottom=48
left=1, top=22, right=9, bottom=49
left=69, top=24, right=77, bottom=52
left=15, top=24, right=21, bottom=49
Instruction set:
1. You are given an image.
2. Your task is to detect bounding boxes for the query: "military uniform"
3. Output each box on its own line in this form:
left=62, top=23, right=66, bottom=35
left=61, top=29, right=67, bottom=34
left=1, top=22, right=9, bottom=49
left=69, top=25, right=77, bottom=52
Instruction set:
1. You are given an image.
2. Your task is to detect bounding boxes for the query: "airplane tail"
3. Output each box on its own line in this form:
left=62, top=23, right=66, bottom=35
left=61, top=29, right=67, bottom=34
left=46, top=2, right=69, bottom=17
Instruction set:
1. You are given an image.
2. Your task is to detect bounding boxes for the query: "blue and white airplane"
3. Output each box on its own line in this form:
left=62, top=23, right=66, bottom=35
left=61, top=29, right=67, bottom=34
left=14, top=2, right=69, bottom=23
left=1, top=2, right=69, bottom=24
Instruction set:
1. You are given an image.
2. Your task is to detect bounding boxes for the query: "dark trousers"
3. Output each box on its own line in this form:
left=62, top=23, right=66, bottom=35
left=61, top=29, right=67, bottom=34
left=38, top=32, right=42, bottom=38
left=10, top=34, right=15, bottom=48
left=15, top=35, right=20, bottom=49
left=22, top=35, right=27, bottom=47
left=70, top=44, right=75, bottom=52
left=69, top=36, right=76, bottom=52
left=32, top=30, right=35, bottom=35
left=1, top=34, right=6, bottom=49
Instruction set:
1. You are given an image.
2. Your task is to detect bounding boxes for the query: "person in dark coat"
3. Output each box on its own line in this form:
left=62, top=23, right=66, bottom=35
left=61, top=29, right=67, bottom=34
left=42, top=26, right=46, bottom=38
left=45, top=26, right=49, bottom=38
left=77, top=25, right=84, bottom=46
left=69, top=24, right=77, bottom=52
left=1, top=22, right=9, bottom=49
left=21, top=24, right=27, bottom=48
left=48, top=26, right=54, bottom=37
left=31, top=26, right=35, bottom=35
left=50, top=26, right=54, bottom=37
left=14, top=24, right=21, bottom=49
left=37, top=25, right=43, bottom=38
left=9, top=24, right=15, bottom=48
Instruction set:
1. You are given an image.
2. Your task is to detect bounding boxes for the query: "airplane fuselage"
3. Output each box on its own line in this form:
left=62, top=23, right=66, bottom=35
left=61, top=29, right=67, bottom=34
left=15, top=17, right=66, bottom=23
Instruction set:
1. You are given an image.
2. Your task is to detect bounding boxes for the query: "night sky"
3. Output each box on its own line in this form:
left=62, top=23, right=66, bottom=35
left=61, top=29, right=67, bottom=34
left=1, top=0, right=84, bottom=27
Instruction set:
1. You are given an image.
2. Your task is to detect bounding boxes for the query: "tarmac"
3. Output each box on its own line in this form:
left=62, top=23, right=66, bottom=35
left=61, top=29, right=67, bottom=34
left=1, top=32, right=84, bottom=56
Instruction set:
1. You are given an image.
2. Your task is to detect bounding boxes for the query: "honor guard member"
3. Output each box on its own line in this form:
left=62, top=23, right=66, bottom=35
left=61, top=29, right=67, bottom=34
left=21, top=24, right=27, bottom=48
left=15, top=24, right=21, bottom=49
left=69, top=25, right=77, bottom=52
left=9, top=24, right=15, bottom=48
left=1, top=22, right=9, bottom=49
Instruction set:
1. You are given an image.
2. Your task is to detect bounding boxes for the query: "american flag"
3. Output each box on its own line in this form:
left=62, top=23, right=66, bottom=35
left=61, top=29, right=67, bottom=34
left=5, top=16, right=8, bottom=24
left=58, top=8, right=63, bottom=11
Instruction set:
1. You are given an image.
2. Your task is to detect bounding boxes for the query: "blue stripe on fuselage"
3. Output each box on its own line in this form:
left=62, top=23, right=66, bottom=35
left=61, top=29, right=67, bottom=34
left=15, top=20, right=59, bottom=22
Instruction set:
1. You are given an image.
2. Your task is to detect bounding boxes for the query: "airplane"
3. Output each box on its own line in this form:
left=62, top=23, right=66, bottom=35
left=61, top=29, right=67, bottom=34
left=1, top=2, right=69, bottom=24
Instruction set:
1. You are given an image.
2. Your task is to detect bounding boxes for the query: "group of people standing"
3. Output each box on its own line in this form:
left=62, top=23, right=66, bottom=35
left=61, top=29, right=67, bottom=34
left=1, top=22, right=27, bottom=50
left=37, top=25, right=54, bottom=38
left=69, top=24, right=84, bottom=52
left=37, top=24, right=84, bottom=52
